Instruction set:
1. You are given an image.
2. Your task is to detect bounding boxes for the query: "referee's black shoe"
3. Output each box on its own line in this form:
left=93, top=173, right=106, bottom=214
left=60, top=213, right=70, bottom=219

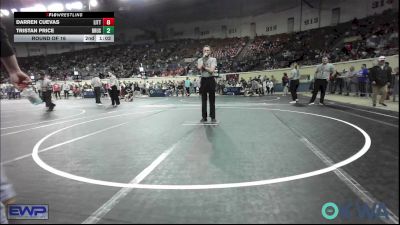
left=200, top=118, right=207, bottom=123
left=48, top=103, right=56, bottom=111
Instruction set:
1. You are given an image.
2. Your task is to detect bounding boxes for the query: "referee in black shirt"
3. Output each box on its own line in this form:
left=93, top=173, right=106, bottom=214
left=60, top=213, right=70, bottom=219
left=197, top=45, right=217, bottom=123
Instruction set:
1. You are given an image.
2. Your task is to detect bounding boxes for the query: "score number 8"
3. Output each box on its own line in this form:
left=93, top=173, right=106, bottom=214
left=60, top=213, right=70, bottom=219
left=102, top=18, right=114, bottom=26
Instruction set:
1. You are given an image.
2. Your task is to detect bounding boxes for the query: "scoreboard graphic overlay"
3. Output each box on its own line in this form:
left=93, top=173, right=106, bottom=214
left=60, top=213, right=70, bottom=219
left=14, top=12, right=114, bottom=42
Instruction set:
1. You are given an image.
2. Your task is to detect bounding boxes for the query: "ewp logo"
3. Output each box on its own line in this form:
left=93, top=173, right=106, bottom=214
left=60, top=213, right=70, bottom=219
left=7, top=204, right=48, bottom=220
left=321, top=202, right=388, bottom=221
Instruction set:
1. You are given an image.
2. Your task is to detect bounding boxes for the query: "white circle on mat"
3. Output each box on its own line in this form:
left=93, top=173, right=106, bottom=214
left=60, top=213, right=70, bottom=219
left=32, top=107, right=371, bottom=190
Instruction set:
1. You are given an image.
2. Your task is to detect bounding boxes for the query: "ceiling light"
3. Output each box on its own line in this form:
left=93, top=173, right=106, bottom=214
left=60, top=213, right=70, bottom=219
left=0, top=9, right=10, bottom=17
left=90, top=0, right=98, bottom=7
left=48, top=3, right=64, bottom=11
left=20, top=4, right=47, bottom=12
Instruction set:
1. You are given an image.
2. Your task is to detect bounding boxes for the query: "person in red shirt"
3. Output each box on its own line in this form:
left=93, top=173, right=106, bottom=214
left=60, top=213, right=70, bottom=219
left=53, top=82, right=61, bottom=99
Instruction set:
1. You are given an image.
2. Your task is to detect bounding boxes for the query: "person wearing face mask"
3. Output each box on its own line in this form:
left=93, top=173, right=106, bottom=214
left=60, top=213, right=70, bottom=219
left=309, top=56, right=336, bottom=105
left=197, top=45, right=217, bottom=123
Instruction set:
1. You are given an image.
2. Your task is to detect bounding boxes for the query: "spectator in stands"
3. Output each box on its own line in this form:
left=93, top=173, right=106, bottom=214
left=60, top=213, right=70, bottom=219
left=177, top=80, right=184, bottom=96
left=73, top=84, right=80, bottom=98
left=328, top=69, right=336, bottom=94
left=0, top=10, right=396, bottom=86
left=240, top=77, right=247, bottom=90
left=369, top=56, right=391, bottom=107
left=120, top=82, right=126, bottom=99
left=358, top=64, right=369, bottom=97
left=282, top=73, right=289, bottom=96
left=145, top=81, right=150, bottom=95
left=217, top=80, right=224, bottom=95
left=345, top=66, right=358, bottom=96
left=0, top=85, right=5, bottom=99
left=267, top=79, right=274, bottom=95
left=133, top=82, right=140, bottom=97
left=53, top=82, right=61, bottom=99
left=193, top=78, right=199, bottom=94
left=35, top=81, right=42, bottom=99
left=392, top=67, right=399, bottom=102
left=6, top=85, right=14, bottom=99
left=103, top=82, right=110, bottom=98
left=256, top=75, right=263, bottom=95
left=309, top=57, right=335, bottom=105
left=384, top=61, right=393, bottom=100
left=14, top=87, right=21, bottom=99
left=262, top=76, right=267, bottom=95
left=270, top=75, right=277, bottom=84
left=185, top=77, right=191, bottom=96
left=251, top=77, right=260, bottom=95
left=333, top=70, right=345, bottom=95
left=5, top=10, right=396, bottom=81
left=62, top=81, right=70, bottom=99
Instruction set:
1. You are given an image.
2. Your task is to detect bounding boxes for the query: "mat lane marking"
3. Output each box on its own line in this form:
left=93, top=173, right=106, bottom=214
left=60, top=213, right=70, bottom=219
left=81, top=128, right=196, bottom=224
left=1, top=109, right=86, bottom=130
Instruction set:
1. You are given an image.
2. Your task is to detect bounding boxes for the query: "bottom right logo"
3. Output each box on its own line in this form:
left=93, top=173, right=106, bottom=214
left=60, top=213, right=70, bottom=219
left=321, top=201, right=389, bottom=221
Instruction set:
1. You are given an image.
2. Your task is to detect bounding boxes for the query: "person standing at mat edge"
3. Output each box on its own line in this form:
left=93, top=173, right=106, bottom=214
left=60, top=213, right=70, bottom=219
left=62, top=81, right=70, bottom=99
left=368, top=56, right=391, bottom=107
left=309, top=56, right=336, bottom=105
left=109, top=74, right=120, bottom=107
left=289, top=62, right=300, bottom=104
left=91, top=74, right=103, bottom=105
left=198, top=45, right=217, bottom=123
left=185, top=77, right=191, bottom=96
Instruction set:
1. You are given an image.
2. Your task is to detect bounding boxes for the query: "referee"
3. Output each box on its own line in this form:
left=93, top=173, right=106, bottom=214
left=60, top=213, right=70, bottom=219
left=289, top=62, right=300, bottom=104
left=91, top=74, right=103, bottom=105
left=198, top=45, right=217, bottom=123
left=38, top=73, right=56, bottom=111
left=309, top=56, right=335, bottom=105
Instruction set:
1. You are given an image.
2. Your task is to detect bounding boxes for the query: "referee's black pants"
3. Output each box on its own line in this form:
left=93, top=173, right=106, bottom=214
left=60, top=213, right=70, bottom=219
left=309, top=79, right=328, bottom=103
left=42, top=91, right=55, bottom=108
left=110, top=85, right=120, bottom=106
left=94, top=86, right=101, bottom=103
left=289, top=79, right=299, bottom=101
left=200, top=77, right=216, bottom=120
